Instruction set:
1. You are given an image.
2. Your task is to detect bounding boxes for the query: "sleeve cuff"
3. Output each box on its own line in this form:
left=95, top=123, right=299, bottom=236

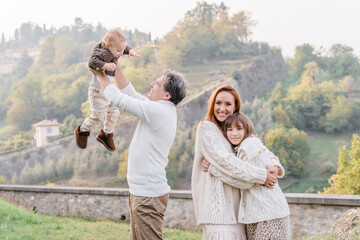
left=252, top=167, right=267, bottom=185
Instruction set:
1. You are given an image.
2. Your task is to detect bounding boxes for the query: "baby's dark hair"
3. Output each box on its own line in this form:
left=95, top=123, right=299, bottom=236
left=224, top=112, right=255, bottom=140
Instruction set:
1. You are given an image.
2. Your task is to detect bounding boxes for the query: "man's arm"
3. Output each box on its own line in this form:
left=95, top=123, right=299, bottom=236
left=96, top=71, right=112, bottom=90
left=96, top=71, right=163, bottom=125
left=114, top=65, right=129, bottom=90
left=113, top=66, right=148, bottom=101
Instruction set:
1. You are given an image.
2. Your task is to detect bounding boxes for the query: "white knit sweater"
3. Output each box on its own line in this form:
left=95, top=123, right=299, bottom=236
left=104, top=83, right=176, bottom=197
left=209, top=136, right=290, bottom=224
left=191, top=121, right=267, bottom=225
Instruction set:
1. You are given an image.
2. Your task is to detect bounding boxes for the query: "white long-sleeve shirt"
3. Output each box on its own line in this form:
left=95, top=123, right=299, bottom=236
left=104, top=83, right=177, bottom=197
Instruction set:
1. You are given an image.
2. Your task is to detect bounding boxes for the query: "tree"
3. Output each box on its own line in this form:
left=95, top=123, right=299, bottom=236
left=320, top=96, right=353, bottom=133
left=19, top=22, right=32, bottom=43
left=0, top=175, right=8, bottom=184
left=123, top=67, right=149, bottom=93
left=36, top=36, right=56, bottom=65
left=338, top=76, right=354, bottom=93
left=329, top=43, right=353, bottom=57
left=268, top=82, right=286, bottom=108
left=32, top=24, right=43, bottom=45
left=183, top=2, right=221, bottom=26
left=157, top=43, right=182, bottom=70
left=7, top=76, right=44, bottom=131
left=211, top=10, right=239, bottom=56
left=322, top=134, right=360, bottom=194
left=272, top=105, right=292, bottom=128
left=327, top=51, right=360, bottom=79
left=283, top=62, right=341, bottom=131
left=231, top=11, right=257, bottom=43
left=242, top=97, right=277, bottom=140
left=117, top=149, right=129, bottom=180
left=13, top=50, right=34, bottom=78
left=290, top=44, right=318, bottom=78
left=265, top=127, right=309, bottom=178
left=53, top=36, right=83, bottom=69
left=1, top=32, right=5, bottom=46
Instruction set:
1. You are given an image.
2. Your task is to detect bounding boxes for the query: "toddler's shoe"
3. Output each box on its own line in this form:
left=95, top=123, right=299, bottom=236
left=74, top=125, right=90, bottom=149
left=96, top=129, right=115, bottom=152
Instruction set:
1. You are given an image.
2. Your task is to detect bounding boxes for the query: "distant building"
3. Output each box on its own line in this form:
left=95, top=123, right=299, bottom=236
left=0, top=47, right=41, bottom=74
left=0, top=59, right=17, bottom=74
left=33, top=119, right=60, bottom=147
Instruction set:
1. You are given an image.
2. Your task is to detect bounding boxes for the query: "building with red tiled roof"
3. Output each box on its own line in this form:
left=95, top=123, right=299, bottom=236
left=33, top=119, right=60, bottom=147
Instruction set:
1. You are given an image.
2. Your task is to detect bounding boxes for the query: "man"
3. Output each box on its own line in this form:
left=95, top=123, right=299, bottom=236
left=96, top=65, right=186, bottom=240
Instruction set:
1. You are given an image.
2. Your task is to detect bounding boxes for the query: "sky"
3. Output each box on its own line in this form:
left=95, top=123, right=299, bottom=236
left=1, top=0, right=360, bottom=58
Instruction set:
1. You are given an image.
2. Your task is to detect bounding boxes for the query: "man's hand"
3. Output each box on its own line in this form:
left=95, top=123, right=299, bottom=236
left=103, top=63, right=117, bottom=71
left=128, top=49, right=141, bottom=58
left=201, top=158, right=210, bottom=172
left=264, top=168, right=278, bottom=189
left=96, top=71, right=112, bottom=91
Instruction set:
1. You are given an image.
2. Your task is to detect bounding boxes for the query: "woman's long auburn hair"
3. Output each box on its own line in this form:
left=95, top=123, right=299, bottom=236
left=204, top=84, right=241, bottom=134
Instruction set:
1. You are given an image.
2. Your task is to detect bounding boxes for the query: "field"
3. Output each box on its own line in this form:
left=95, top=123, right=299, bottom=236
left=280, top=130, right=359, bottom=193
left=0, top=198, right=202, bottom=240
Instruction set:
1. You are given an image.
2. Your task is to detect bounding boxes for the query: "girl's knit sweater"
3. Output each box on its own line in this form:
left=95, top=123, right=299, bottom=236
left=209, top=136, right=290, bottom=224
left=191, top=121, right=267, bottom=225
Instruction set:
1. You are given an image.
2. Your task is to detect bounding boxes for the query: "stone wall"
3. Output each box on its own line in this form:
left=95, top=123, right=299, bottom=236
left=1, top=185, right=359, bottom=239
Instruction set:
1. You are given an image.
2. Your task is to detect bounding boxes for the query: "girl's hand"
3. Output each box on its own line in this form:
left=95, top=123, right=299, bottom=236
left=201, top=158, right=210, bottom=172
left=264, top=167, right=278, bottom=188
left=268, top=166, right=279, bottom=176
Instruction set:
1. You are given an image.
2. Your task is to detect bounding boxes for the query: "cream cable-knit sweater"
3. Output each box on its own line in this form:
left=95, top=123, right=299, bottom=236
left=191, top=121, right=267, bottom=225
left=209, top=136, right=290, bottom=224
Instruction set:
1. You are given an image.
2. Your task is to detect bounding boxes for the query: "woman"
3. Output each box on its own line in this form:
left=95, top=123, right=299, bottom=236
left=191, top=84, right=278, bottom=239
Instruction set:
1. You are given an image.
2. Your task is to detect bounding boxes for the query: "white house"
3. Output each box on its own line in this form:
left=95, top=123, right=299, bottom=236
left=33, top=119, right=60, bottom=147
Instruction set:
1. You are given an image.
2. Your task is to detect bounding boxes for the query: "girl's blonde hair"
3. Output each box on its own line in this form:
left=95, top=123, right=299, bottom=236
left=224, top=112, right=254, bottom=141
left=103, top=28, right=126, bottom=47
left=204, top=84, right=241, bottom=134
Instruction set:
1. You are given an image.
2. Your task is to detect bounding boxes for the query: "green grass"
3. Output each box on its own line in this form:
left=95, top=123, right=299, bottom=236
left=0, top=199, right=343, bottom=240
left=280, top=130, right=359, bottom=193
left=0, top=198, right=202, bottom=240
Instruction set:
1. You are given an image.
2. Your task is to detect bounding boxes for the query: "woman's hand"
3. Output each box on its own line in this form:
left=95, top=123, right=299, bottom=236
left=201, top=158, right=210, bottom=172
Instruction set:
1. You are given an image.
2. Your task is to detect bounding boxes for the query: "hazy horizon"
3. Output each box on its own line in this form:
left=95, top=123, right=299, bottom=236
left=1, top=0, right=360, bottom=58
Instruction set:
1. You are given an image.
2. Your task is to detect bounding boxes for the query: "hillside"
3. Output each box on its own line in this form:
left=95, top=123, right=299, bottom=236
left=0, top=52, right=287, bottom=189
left=280, top=130, right=360, bottom=193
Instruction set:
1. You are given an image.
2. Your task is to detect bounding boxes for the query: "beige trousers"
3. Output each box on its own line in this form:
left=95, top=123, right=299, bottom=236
left=129, top=193, right=169, bottom=240
left=81, top=81, right=119, bottom=134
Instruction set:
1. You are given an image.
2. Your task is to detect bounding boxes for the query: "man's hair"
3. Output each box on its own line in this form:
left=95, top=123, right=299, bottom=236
left=163, top=70, right=187, bottom=105
left=103, top=28, right=126, bottom=47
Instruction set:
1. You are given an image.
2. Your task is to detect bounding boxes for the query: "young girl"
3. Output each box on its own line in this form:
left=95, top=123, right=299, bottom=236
left=209, top=112, right=291, bottom=240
